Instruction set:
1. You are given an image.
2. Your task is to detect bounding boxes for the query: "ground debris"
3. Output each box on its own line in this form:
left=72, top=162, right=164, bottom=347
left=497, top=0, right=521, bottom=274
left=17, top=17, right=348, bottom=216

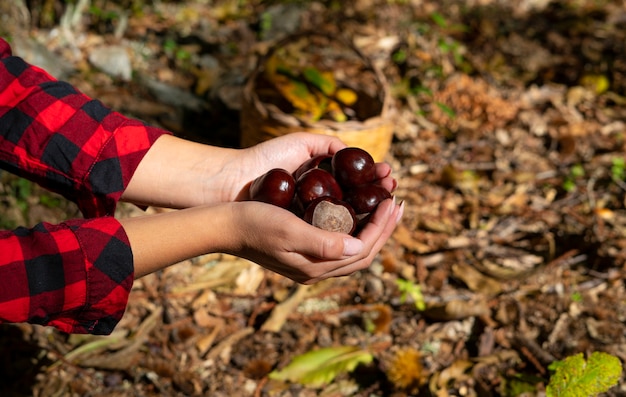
left=2, top=0, right=626, bottom=396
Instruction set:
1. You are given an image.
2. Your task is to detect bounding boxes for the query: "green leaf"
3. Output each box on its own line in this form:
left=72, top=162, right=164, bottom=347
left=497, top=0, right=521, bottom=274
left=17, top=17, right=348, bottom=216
left=269, top=346, right=373, bottom=387
left=302, top=67, right=336, bottom=96
left=396, top=279, right=425, bottom=311
left=611, top=157, right=625, bottom=181
left=435, top=102, right=456, bottom=118
left=546, top=352, right=622, bottom=397
left=570, top=164, right=585, bottom=178
left=430, top=11, right=448, bottom=28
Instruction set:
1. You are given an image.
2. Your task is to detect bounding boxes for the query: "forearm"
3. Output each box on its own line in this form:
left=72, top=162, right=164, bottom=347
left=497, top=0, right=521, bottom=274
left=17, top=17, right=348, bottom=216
left=119, top=203, right=238, bottom=277
left=120, top=135, right=242, bottom=208
left=120, top=197, right=400, bottom=284
left=120, top=132, right=352, bottom=210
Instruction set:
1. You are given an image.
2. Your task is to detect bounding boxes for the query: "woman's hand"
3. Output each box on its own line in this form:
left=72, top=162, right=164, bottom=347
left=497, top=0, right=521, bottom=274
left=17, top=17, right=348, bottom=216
left=123, top=198, right=403, bottom=283
left=120, top=132, right=402, bottom=283
left=225, top=198, right=401, bottom=283
left=231, top=132, right=396, bottom=201
left=122, top=133, right=396, bottom=208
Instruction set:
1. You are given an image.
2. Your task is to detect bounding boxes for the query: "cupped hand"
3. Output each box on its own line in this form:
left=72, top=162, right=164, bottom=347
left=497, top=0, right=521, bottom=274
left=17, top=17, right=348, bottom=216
left=229, top=132, right=396, bottom=201
left=123, top=133, right=395, bottom=209
left=225, top=197, right=402, bottom=284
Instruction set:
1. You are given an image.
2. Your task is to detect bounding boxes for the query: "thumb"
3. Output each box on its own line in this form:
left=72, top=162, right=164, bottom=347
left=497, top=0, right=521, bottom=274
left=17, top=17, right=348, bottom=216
left=298, top=226, right=364, bottom=260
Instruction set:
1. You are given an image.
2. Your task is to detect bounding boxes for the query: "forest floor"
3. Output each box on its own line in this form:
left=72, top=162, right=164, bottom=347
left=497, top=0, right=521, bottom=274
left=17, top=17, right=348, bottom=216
left=1, top=0, right=626, bottom=396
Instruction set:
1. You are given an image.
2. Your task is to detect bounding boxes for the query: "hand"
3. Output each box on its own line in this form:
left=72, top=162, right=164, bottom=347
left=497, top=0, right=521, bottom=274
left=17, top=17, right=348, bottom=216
left=230, top=132, right=396, bottom=201
left=123, top=133, right=396, bottom=208
left=225, top=198, right=402, bottom=284
left=122, top=133, right=402, bottom=282
left=122, top=197, right=403, bottom=282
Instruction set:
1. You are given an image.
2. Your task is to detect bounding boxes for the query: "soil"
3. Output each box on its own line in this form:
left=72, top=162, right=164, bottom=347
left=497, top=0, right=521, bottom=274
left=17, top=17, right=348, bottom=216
left=1, top=0, right=625, bottom=396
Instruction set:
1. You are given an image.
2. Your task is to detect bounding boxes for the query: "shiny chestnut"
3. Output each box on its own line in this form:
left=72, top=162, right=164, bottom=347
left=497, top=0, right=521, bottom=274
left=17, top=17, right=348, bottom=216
left=296, top=168, right=343, bottom=207
left=344, top=184, right=392, bottom=214
left=293, top=154, right=333, bottom=181
left=249, top=168, right=296, bottom=209
left=331, top=147, right=376, bottom=188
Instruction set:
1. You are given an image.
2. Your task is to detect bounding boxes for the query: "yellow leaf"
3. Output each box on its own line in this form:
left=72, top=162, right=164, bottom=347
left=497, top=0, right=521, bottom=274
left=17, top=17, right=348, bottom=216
left=579, top=74, right=610, bottom=94
left=336, top=88, right=358, bottom=105
left=264, top=53, right=279, bottom=77
left=263, top=54, right=327, bottom=121
left=272, top=75, right=321, bottom=117
left=192, top=66, right=218, bottom=96
left=326, top=99, right=347, bottom=122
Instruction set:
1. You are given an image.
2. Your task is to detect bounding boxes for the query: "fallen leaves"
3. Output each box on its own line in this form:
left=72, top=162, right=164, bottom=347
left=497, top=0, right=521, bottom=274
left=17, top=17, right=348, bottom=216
left=268, top=345, right=373, bottom=387
left=4, top=0, right=626, bottom=396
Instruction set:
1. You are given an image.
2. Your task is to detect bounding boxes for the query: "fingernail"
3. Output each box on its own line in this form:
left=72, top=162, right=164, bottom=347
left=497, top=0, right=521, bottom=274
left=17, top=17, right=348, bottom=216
left=389, top=196, right=397, bottom=215
left=396, top=200, right=405, bottom=224
left=343, top=238, right=364, bottom=256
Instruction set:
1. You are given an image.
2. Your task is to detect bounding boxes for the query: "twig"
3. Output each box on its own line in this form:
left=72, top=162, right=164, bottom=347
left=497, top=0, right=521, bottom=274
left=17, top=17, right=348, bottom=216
left=204, top=327, right=254, bottom=362
left=254, top=377, right=268, bottom=397
left=512, top=336, right=556, bottom=375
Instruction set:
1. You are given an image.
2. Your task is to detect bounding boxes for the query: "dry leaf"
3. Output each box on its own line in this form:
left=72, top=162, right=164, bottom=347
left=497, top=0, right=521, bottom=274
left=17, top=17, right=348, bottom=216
left=430, top=359, right=473, bottom=395
left=424, top=299, right=490, bottom=321
left=452, top=263, right=503, bottom=295
left=261, top=284, right=311, bottom=332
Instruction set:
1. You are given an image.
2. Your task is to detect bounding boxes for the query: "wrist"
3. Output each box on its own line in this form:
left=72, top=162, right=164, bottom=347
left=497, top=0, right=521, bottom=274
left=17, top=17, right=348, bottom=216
left=123, top=135, right=240, bottom=208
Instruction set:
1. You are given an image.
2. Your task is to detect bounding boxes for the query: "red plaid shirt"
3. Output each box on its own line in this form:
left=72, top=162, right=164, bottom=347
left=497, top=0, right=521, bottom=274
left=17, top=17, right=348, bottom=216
left=0, top=38, right=169, bottom=334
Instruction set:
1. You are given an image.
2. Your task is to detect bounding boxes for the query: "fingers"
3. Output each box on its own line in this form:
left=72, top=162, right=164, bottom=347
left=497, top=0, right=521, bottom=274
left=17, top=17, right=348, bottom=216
left=294, top=132, right=347, bottom=156
left=363, top=199, right=403, bottom=260
left=375, top=162, right=392, bottom=179
left=253, top=197, right=402, bottom=284
left=290, top=222, right=355, bottom=260
left=374, top=162, right=397, bottom=193
left=313, top=197, right=402, bottom=280
left=292, top=197, right=396, bottom=263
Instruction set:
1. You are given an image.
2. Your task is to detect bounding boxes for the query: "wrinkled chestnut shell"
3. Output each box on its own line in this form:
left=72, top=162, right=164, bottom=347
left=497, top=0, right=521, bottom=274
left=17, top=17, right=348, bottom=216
left=293, top=154, right=333, bottom=181
left=296, top=168, right=343, bottom=207
left=249, top=168, right=296, bottom=209
left=303, top=197, right=356, bottom=235
left=331, top=147, right=376, bottom=188
left=344, top=184, right=392, bottom=214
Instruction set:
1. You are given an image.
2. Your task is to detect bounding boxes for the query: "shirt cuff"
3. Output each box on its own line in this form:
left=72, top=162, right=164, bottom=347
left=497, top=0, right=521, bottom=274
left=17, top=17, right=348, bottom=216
left=77, top=121, right=170, bottom=218
left=45, top=217, right=134, bottom=334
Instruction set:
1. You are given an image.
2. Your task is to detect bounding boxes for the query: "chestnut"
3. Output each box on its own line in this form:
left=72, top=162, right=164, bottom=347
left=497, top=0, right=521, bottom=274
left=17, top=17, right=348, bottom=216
left=249, top=168, right=296, bottom=209
left=293, top=154, right=333, bottom=181
left=331, top=147, right=376, bottom=188
left=344, top=184, right=392, bottom=214
left=296, top=168, right=343, bottom=207
left=304, top=197, right=356, bottom=235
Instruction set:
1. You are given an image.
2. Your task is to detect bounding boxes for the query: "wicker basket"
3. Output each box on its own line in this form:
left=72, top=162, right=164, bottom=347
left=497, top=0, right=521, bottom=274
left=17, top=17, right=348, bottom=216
left=240, top=32, right=394, bottom=162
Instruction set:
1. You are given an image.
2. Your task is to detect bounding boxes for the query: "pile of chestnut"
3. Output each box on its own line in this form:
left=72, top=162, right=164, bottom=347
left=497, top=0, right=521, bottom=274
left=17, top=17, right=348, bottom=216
left=248, top=147, right=392, bottom=236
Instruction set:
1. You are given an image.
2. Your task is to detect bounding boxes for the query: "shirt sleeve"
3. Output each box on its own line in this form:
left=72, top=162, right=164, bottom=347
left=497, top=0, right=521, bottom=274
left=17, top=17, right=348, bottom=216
left=0, top=218, right=133, bottom=335
left=0, top=37, right=172, bottom=334
left=0, top=37, right=169, bottom=218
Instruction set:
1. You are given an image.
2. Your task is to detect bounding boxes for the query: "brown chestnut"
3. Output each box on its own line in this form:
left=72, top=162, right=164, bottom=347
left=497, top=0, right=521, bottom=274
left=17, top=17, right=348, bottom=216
left=293, top=154, right=333, bottom=181
left=344, top=184, right=392, bottom=214
left=296, top=168, right=343, bottom=207
left=249, top=168, right=296, bottom=209
left=304, top=197, right=356, bottom=235
left=331, top=147, right=376, bottom=188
